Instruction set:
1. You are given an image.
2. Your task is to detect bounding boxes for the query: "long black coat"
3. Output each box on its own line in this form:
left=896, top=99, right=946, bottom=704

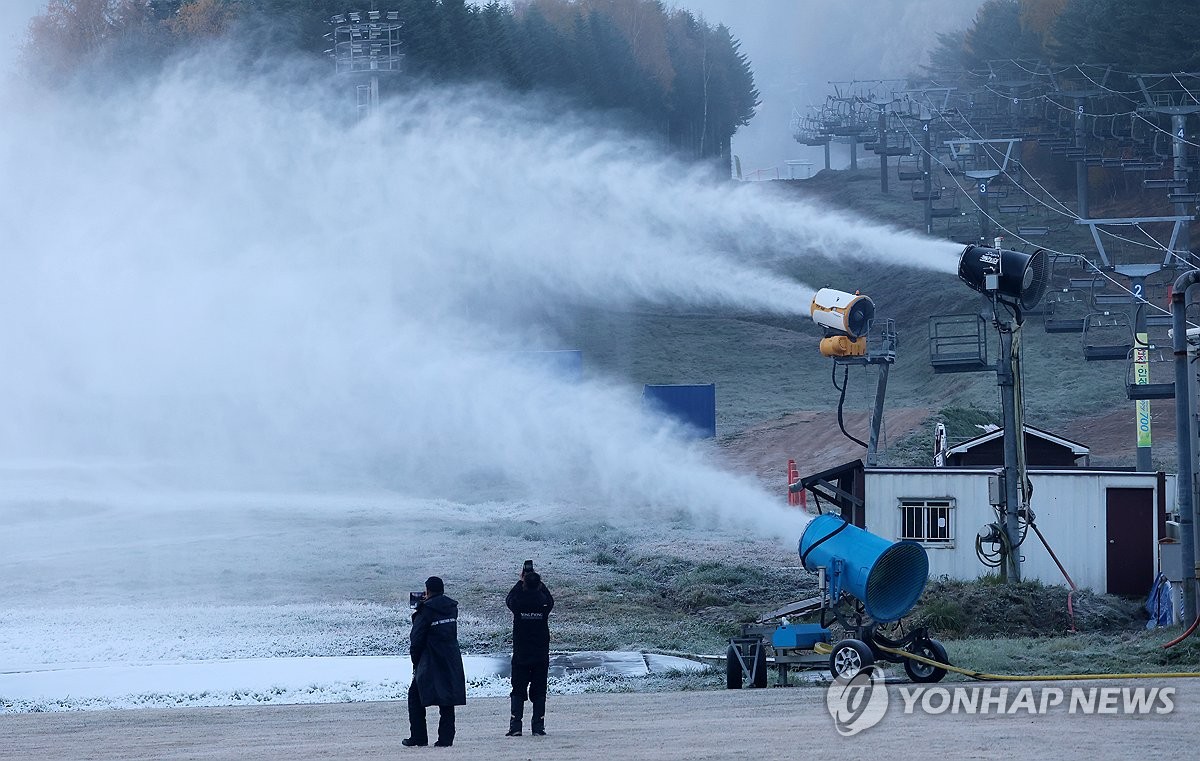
left=506, top=581, right=554, bottom=665
left=410, top=593, right=467, bottom=707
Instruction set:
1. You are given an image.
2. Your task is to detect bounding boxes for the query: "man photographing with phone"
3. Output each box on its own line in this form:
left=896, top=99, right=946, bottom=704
left=505, top=560, right=554, bottom=737
left=403, top=576, right=466, bottom=748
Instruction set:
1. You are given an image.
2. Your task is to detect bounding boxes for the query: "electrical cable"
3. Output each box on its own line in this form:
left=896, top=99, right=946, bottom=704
left=833, top=364, right=868, bottom=449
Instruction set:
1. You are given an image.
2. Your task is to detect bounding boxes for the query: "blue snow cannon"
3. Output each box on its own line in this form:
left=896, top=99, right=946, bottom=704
left=798, top=513, right=929, bottom=623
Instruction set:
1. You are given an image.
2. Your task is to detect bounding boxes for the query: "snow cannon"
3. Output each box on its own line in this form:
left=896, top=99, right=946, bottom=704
left=725, top=514, right=948, bottom=688
left=799, top=513, right=928, bottom=623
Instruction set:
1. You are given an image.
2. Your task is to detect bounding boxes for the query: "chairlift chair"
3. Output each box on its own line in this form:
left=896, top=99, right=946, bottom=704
left=1125, top=345, right=1175, bottom=399
left=1047, top=254, right=1098, bottom=291
left=911, top=179, right=942, bottom=201
left=897, top=155, right=923, bottom=181
left=929, top=195, right=962, bottom=218
left=1088, top=275, right=1130, bottom=308
left=1082, top=311, right=1134, bottom=361
left=1042, top=289, right=1089, bottom=333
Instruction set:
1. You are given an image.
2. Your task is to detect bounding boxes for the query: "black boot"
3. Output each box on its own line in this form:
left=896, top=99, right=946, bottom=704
left=531, top=699, right=546, bottom=736
left=505, top=695, right=523, bottom=736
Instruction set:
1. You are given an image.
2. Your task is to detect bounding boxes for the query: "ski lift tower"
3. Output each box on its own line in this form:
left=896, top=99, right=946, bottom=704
left=1135, top=73, right=1200, bottom=264
left=1072, top=217, right=1195, bottom=471
left=945, top=137, right=1022, bottom=244
left=901, top=87, right=955, bottom=234
left=1048, top=65, right=1112, bottom=219
left=327, top=9, right=405, bottom=119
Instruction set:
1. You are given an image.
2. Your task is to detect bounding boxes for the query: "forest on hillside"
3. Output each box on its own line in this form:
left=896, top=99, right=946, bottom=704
left=17, top=0, right=758, bottom=162
left=931, top=0, right=1200, bottom=73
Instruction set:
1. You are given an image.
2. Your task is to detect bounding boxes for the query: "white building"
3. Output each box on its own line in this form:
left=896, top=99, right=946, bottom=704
left=862, top=467, right=1172, bottom=596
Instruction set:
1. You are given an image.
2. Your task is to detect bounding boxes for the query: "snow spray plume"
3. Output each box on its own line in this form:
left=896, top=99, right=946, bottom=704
left=0, top=50, right=942, bottom=542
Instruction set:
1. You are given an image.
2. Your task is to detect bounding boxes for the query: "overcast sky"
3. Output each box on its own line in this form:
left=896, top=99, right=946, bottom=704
left=672, top=0, right=988, bottom=173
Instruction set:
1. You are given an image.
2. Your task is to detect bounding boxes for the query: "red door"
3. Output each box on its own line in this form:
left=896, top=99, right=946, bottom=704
left=1105, top=488, right=1154, bottom=597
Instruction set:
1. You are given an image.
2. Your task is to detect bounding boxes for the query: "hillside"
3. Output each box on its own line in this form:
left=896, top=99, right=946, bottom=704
left=557, top=166, right=1174, bottom=482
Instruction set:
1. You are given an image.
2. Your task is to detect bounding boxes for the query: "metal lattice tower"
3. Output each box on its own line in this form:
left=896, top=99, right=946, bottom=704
left=326, top=9, right=405, bottom=118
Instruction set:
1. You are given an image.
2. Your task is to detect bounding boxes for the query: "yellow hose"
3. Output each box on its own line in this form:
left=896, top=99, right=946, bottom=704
left=813, top=640, right=1200, bottom=681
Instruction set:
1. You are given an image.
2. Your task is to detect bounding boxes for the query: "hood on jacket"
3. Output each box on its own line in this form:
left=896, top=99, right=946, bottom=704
left=422, top=593, right=458, bottom=617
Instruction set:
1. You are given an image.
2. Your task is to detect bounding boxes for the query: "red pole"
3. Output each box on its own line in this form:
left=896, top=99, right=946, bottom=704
left=787, top=459, right=800, bottom=506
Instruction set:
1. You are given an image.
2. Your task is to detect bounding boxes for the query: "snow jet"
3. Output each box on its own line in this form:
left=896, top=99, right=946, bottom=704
left=0, top=51, right=955, bottom=544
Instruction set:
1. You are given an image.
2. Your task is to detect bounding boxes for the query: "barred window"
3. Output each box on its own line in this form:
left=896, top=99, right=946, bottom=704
left=899, top=499, right=954, bottom=545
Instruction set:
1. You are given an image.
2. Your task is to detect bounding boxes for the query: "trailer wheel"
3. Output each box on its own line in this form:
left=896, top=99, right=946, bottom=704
left=903, top=638, right=949, bottom=683
left=726, top=644, right=743, bottom=690
left=751, top=645, right=768, bottom=689
left=829, top=638, right=874, bottom=680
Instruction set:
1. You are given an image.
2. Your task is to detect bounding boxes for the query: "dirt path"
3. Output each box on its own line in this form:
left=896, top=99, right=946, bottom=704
left=5, top=678, right=1194, bottom=760
left=720, top=407, right=934, bottom=489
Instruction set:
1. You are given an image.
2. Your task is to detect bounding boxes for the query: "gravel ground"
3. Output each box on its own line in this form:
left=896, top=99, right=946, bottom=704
left=4, top=677, right=1196, bottom=760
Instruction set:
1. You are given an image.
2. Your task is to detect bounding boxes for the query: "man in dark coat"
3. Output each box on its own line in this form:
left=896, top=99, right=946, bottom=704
left=403, top=576, right=467, bottom=748
left=505, top=568, right=554, bottom=736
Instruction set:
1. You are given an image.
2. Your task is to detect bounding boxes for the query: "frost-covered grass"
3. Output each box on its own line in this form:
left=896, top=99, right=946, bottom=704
left=1, top=666, right=724, bottom=714
left=939, top=630, right=1200, bottom=681
left=0, top=480, right=799, bottom=718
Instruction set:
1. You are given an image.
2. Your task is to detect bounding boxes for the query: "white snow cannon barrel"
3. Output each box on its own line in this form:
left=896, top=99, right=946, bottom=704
left=798, top=514, right=929, bottom=623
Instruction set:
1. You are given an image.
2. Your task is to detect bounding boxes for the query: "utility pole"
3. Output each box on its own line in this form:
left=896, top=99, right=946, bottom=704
left=922, top=114, right=934, bottom=235
left=877, top=103, right=889, bottom=193
left=1172, top=273, right=1200, bottom=626
left=994, top=303, right=1023, bottom=583
left=1074, top=99, right=1090, bottom=219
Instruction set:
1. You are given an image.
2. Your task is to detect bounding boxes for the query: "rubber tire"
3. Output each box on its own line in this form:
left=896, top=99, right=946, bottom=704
left=828, top=638, right=874, bottom=680
left=903, top=638, right=949, bottom=684
left=726, top=645, right=743, bottom=690
left=751, top=645, right=768, bottom=689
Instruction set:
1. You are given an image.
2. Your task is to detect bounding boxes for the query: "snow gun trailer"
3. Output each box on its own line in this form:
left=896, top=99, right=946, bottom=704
left=726, top=514, right=949, bottom=687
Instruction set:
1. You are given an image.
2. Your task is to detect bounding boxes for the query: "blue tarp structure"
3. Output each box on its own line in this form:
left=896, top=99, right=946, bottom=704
left=1146, top=573, right=1174, bottom=629
left=642, top=383, right=716, bottom=439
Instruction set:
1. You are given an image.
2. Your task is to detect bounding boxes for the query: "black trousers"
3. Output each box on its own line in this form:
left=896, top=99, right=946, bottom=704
left=407, top=682, right=454, bottom=744
left=510, top=659, right=549, bottom=719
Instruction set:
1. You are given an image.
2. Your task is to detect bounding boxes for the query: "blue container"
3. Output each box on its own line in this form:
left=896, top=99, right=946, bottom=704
left=642, top=384, right=716, bottom=439
left=771, top=623, right=830, bottom=649
left=798, top=514, right=929, bottom=623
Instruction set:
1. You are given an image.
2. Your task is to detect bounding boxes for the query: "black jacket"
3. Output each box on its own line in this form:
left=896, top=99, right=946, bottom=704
left=506, top=581, right=554, bottom=665
left=410, top=593, right=467, bottom=707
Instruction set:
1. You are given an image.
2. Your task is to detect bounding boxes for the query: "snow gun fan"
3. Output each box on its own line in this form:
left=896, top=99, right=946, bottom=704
left=799, top=514, right=928, bottom=623
left=724, top=516, right=948, bottom=690
left=810, top=288, right=875, bottom=358
left=958, top=245, right=1049, bottom=313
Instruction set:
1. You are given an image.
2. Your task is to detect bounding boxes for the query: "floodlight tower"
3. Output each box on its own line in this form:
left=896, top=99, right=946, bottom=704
left=327, top=8, right=405, bottom=119
left=958, top=245, right=1050, bottom=583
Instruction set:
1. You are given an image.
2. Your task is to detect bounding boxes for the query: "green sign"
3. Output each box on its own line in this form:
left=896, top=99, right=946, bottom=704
left=1135, top=332, right=1152, bottom=448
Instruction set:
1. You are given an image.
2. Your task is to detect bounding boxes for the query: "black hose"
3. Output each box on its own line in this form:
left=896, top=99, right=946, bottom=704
left=834, top=365, right=868, bottom=449
left=800, top=516, right=850, bottom=568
